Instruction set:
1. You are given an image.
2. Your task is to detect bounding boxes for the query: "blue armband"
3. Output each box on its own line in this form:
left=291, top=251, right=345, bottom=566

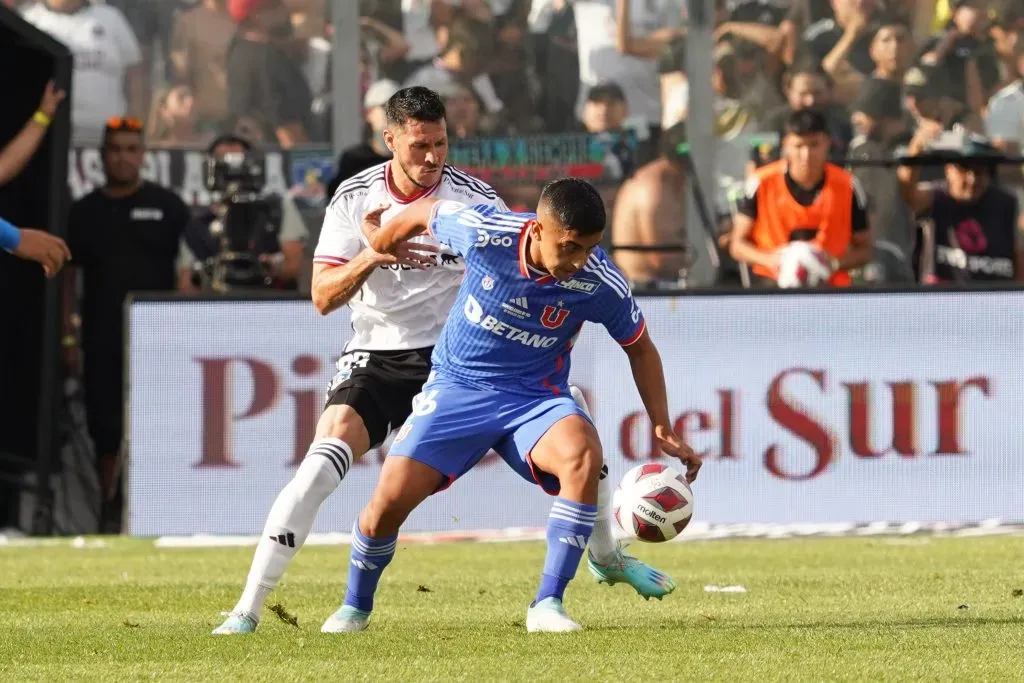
left=0, top=217, right=21, bottom=252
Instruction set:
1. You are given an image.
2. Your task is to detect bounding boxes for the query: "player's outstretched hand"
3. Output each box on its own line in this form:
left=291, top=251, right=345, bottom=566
left=655, top=426, right=702, bottom=483
left=13, top=228, right=71, bottom=277
left=378, top=241, right=440, bottom=270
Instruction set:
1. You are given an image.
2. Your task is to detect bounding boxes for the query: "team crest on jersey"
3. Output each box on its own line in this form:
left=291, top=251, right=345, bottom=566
left=481, top=275, right=495, bottom=290
left=540, top=303, right=571, bottom=329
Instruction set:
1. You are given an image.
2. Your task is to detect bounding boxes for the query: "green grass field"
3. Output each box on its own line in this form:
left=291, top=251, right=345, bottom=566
left=1, top=536, right=1022, bottom=681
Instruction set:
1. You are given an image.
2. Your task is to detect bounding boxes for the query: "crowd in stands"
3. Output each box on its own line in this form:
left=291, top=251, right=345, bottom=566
left=6, top=0, right=1024, bottom=288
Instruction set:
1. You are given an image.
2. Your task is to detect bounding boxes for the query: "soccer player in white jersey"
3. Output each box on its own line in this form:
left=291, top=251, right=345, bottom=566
left=213, top=87, right=673, bottom=636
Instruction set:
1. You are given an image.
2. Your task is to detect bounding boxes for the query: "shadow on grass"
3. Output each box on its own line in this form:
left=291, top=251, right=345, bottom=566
left=586, top=614, right=1024, bottom=633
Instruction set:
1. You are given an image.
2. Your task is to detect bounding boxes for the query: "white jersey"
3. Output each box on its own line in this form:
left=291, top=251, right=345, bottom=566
left=314, top=162, right=508, bottom=352
left=22, top=2, right=141, bottom=144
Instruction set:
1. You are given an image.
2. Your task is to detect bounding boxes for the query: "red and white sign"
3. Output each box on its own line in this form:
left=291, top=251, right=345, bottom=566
left=127, top=292, right=1024, bottom=536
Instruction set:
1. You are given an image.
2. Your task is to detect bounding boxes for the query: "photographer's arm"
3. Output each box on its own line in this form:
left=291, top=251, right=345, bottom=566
left=311, top=250, right=385, bottom=315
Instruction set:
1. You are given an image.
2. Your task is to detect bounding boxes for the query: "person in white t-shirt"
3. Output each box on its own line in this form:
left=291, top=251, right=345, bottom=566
left=213, top=86, right=676, bottom=637
left=21, top=0, right=143, bottom=146
left=573, top=0, right=684, bottom=134
left=986, top=45, right=1024, bottom=158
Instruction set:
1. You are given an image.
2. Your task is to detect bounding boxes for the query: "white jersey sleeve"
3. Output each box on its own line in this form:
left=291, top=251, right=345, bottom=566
left=314, top=164, right=387, bottom=266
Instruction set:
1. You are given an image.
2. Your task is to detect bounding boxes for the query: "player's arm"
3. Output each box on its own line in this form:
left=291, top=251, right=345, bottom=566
left=363, top=199, right=492, bottom=258
left=622, top=329, right=702, bottom=483
left=312, top=199, right=436, bottom=315
left=595, top=267, right=701, bottom=481
left=728, top=178, right=778, bottom=272
left=0, top=216, right=71, bottom=277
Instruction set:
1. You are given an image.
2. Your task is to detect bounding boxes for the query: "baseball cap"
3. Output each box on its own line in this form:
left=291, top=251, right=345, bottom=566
left=850, top=77, right=903, bottom=119
left=227, top=0, right=274, bottom=24
left=363, top=79, right=401, bottom=109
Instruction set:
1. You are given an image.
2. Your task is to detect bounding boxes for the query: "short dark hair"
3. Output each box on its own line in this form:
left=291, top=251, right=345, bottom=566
left=784, top=108, right=829, bottom=137
left=784, top=62, right=832, bottom=91
left=207, top=133, right=251, bottom=155
left=586, top=82, right=626, bottom=105
left=539, top=178, right=607, bottom=236
left=385, top=86, right=447, bottom=129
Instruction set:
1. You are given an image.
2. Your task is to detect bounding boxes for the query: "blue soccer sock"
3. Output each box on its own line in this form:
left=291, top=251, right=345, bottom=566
left=535, top=498, right=597, bottom=605
left=343, top=522, right=398, bottom=612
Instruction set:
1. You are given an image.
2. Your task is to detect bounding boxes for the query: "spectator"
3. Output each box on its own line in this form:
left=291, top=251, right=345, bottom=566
left=579, top=82, right=629, bottom=135
left=146, top=85, right=213, bottom=148
left=917, top=0, right=1001, bottom=109
left=170, top=0, right=236, bottom=132
left=444, top=83, right=483, bottom=139
left=868, top=17, right=915, bottom=83
left=22, top=0, right=145, bottom=145
left=585, top=0, right=685, bottom=141
left=989, top=0, right=1024, bottom=86
left=729, top=109, right=873, bottom=287
left=903, top=63, right=974, bottom=132
left=358, top=14, right=412, bottom=87
left=898, top=127, right=1022, bottom=283
left=529, top=0, right=579, bottom=132
left=847, top=77, right=916, bottom=283
left=404, top=24, right=505, bottom=118
left=801, top=0, right=880, bottom=104
left=610, top=122, right=689, bottom=287
left=484, top=0, right=535, bottom=131
left=66, top=117, right=193, bottom=531
left=985, top=42, right=1024, bottom=158
left=325, top=79, right=398, bottom=197
left=225, top=0, right=313, bottom=148
left=755, top=65, right=854, bottom=169
left=104, top=0, right=176, bottom=111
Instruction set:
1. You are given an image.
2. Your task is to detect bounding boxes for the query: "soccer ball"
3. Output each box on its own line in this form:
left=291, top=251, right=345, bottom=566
left=775, top=241, right=834, bottom=288
left=613, top=463, right=694, bottom=543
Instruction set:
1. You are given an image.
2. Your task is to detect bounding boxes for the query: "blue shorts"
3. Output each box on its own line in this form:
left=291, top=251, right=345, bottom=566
left=387, top=375, right=591, bottom=495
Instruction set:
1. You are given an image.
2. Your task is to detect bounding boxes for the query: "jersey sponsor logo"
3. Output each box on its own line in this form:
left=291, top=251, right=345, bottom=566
left=936, top=246, right=1014, bottom=278
left=481, top=275, right=495, bottom=290
left=501, top=296, right=530, bottom=320
left=540, top=304, right=571, bottom=329
left=130, top=208, right=164, bottom=221
left=555, top=278, right=600, bottom=294
left=378, top=252, right=463, bottom=271
left=464, top=295, right=559, bottom=348
left=475, top=229, right=515, bottom=248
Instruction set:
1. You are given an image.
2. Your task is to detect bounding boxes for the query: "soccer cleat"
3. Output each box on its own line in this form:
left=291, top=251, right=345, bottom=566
left=526, top=597, right=582, bottom=633
left=587, top=550, right=676, bottom=600
left=321, top=605, right=371, bottom=633
left=211, top=612, right=258, bottom=635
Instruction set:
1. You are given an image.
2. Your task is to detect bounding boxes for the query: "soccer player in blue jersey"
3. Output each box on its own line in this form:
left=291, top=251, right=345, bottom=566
left=324, top=178, right=702, bottom=633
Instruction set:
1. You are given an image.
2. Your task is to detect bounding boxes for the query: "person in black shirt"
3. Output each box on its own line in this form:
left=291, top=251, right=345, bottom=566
left=225, top=0, right=313, bottom=148
left=917, top=0, right=1001, bottom=106
left=66, top=117, right=192, bottom=531
left=898, top=128, right=1022, bottom=283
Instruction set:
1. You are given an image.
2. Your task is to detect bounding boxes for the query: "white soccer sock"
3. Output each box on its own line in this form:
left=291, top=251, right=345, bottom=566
left=232, top=438, right=352, bottom=619
left=587, top=463, right=621, bottom=563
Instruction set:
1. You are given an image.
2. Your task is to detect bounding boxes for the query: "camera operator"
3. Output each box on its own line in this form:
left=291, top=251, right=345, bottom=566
left=182, top=134, right=308, bottom=291
left=898, top=127, right=1023, bottom=283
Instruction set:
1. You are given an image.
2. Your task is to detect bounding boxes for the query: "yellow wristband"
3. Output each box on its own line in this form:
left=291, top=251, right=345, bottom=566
left=32, top=111, right=51, bottom=127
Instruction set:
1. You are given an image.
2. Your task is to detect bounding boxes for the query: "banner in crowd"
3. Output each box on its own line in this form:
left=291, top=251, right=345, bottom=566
left=126, top=291, right=1024, bottom=536
left=69, top=133, right=636, bottom=207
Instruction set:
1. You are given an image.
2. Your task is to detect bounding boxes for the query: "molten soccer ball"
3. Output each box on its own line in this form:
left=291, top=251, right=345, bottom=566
left=775, top=241, right=834, bottom=288
left=613, top=463, right=694, bottom=543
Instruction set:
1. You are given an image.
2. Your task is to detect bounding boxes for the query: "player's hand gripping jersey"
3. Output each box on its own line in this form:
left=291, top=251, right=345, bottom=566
left=314, top=163, right=507, bottom=351
left=426, top=200, right=646, bottom=396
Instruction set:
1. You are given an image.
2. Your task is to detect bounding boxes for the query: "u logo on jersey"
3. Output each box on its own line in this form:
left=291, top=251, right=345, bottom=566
left=540, top=305, right=570, bottom=329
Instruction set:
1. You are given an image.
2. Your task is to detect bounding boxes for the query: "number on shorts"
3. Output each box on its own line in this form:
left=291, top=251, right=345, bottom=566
left=411, top=389, right=439, bottom=416
left=337, top=351, right=370, bottom=374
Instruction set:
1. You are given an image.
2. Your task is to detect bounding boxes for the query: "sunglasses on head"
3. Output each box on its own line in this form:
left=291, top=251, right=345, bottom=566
left=105, top=116, right=143, bottom=132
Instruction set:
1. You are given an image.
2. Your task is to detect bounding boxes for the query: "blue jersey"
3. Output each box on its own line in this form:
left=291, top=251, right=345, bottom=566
left=425, top=200, right=645, bottom=396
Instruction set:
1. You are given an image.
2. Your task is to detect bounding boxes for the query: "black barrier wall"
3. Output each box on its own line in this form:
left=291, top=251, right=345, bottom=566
left=0, top=7, right=72, bottom=533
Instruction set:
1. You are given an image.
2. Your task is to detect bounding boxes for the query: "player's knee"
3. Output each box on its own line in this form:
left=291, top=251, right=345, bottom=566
left=314, top=405, right=371, bottom=457
left=560, top=438, right=603, bottom=487
left=360, top=494, right=413, bottom=538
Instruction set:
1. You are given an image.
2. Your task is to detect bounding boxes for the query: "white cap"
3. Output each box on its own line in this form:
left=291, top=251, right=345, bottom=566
left=363, top=79, right=401, bottom=109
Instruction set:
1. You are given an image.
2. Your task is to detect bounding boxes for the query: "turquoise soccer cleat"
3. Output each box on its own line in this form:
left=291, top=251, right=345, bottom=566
left=321, top=605, right=371, bottom=633
left=587, top=550, right=676, bottom=600
left=211, top=612, right=258, bottom=635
